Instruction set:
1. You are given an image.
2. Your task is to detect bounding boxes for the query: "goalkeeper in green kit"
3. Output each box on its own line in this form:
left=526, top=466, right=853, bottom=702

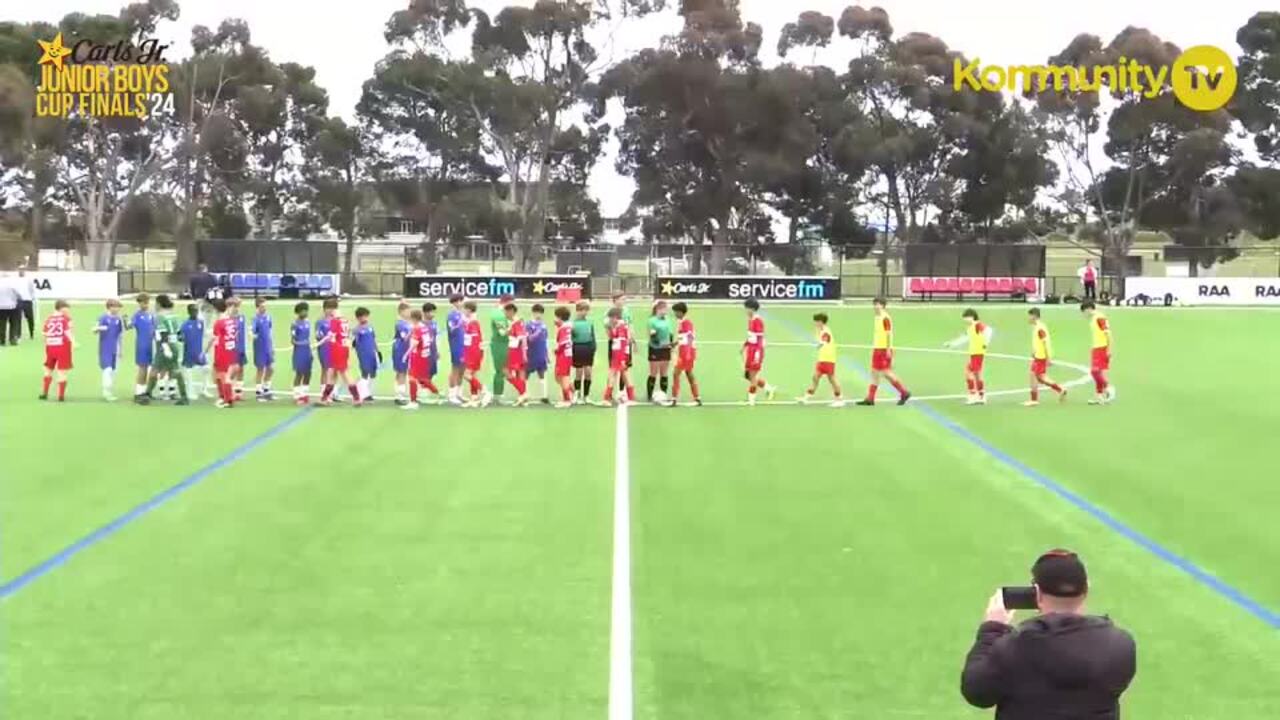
left=489, top=293, right=515, bottom=401
left=143, top=294, right=190, bottom=405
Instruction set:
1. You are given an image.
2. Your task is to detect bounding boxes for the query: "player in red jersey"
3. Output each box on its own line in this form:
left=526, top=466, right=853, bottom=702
left=205, top=298, right=240, bottom=408
left=741, top=299, right=776, bottom=405
left=319, top=297, right=360, bottom=406
left=403, top=308, right=441, bottom=409
left=552, top=306, right=574, bottom=408
left=669, top=302, right=701, bottom=406
left=602, top=307, right=636, bottom=406
left=39, top=300, right=74, bottom=401
left=461, top=301, right=491, bottom=407
left=504, top=303, right=530, bottom=406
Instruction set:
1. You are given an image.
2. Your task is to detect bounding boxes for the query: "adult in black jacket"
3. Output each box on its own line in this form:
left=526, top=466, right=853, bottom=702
left=962, top=550, right=1136, bottom=720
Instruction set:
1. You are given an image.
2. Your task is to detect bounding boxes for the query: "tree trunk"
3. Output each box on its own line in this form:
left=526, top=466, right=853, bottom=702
left=342, top=232, right=356, bottom=276
left=29, top=201, right=44, bottom=249
left=709, top=222, right=728, bottom=275
left=689, top=226, right=705, bottom=275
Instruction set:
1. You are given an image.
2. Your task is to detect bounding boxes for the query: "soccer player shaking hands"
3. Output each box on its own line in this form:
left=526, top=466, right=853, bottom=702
left=1081, top=300, right=1115, bottom=405
left=798, top=312, right=844, bottom=407
left=602, top=307, right=636, bottom=406
left=944, top=309, right=993, bottom=405
left=1025, top=307, right=1067, bottom=406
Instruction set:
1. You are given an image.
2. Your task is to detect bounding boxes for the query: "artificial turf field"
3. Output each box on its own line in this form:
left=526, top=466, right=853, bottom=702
left=2, top=298, right=1279, bottom=719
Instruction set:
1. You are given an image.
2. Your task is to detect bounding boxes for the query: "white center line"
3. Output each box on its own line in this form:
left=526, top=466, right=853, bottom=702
left=608, top=402, right=634, bottom=720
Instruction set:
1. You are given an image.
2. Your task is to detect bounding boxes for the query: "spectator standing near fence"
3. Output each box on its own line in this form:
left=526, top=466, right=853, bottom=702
left=0, top=274, right=18, bottom=345
left=1078, top=259, right=1098, bottom=300
left=15, top=265, right=36, bottom=340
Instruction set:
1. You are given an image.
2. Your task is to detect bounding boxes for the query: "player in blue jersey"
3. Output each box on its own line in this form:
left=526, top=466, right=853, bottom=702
left=424, top=302, right=441, bottom=374
left=445, top=293, right=466, bottom=405
left=290, top=302, right=313, bottom=405
left=93, top=298, right=125, bottom=401
left=527, top=303, right=550, bottom=403
left=391, top=301, right=412, bottom=406
left=231, top=297, right=248, bottom=399
left=251, top=297, right=275, bottom=401
left=353, top=306, right=380, bottom=403
left=180, top=303, right=209, bottom=399
left=128, top=293, right=155, bottom=401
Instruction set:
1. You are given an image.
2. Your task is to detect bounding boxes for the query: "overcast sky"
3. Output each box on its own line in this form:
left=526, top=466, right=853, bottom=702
left=14, top=0, right=1266, bottom=217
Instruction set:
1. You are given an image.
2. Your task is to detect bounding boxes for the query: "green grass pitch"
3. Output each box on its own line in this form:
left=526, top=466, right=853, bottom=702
left=2, top=299, right=1278, bottom=719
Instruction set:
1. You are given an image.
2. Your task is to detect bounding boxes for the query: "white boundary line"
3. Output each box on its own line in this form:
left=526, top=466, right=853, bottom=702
left=607, top=402, right=633, bottom=720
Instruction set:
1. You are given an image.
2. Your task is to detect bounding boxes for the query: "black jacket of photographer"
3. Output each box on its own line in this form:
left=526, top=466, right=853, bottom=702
left=961, top=612, right=1135, bottom=720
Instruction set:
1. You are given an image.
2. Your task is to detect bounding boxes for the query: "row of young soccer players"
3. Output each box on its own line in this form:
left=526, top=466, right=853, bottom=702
left=716, top=297, right=1115, bottom=408
left=36, top=293, right=1115, bottom=407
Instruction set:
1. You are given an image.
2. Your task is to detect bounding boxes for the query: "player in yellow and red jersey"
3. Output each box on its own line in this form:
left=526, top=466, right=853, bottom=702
left=857, top=297, right=911, bottom=406
left=39, top=300, right=74, bottom=401
left=742, top=299, right=776, bottom=405
left=798, top=312, right=844, bottom=407
left=1081, top=300, right=1115, bottom=405
left=945, top=308, right=994, bottom=405
left=1026, top=307, right=1066, bottom=407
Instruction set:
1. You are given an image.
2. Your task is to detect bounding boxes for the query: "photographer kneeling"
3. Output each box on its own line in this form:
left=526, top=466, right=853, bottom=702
left=961, top=550, right=1136, bottom=719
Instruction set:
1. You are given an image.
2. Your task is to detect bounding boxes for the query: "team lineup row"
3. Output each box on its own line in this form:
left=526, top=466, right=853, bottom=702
left=35, top=294, right=1116, bottom=408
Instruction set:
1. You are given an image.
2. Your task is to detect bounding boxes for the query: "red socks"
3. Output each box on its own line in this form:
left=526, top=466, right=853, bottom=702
left=57, top=381, right=67, bottom=401
left=626, top=386, right=635, bottom=401
left=469, top=377, right=482, bottom=394
left=409, top=381, right=419, bottom=402
left=562, top=386, right=572, bottom=402
left=423, top=379, right=438, bottom=394
left=966, top=378, right=975, bottom=392
left=41, top=376, right=52, bottom=395
left=1092, top=371, right=1108, bottom=393
left=866, top=384, right=879, bottom=401
left=976, top=379, right=985, bottom=396
left=890, top=380, right=907, bottom=395
left=321, top=384, right=334, bottom=400
left=347, top=384, right=360, bottom=401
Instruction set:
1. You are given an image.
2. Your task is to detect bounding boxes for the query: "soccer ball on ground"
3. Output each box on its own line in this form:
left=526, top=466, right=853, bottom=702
left=652, top=390, right=668, bottom=405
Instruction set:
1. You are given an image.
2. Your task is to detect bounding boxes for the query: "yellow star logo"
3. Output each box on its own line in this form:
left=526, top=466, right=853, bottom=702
left=532, top=281, right=546, bottom=295
left=660, top=281, right=675, bottom=295
left=38, top=33, right=72, bottom=70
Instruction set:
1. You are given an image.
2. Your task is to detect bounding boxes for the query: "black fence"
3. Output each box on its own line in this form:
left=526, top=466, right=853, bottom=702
left=197, top=240, right=339, bottom=274
left=116, top=269, right=1122, bottom=302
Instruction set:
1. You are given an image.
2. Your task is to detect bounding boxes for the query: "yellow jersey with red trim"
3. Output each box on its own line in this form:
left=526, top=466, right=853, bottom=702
left=872, top=313, right=892, bottom=350
left=817, top=327, right=837, bottom=363
left=1090, top=312, right=1110, bottom=349
left=967, top=322, right=988, bottom=356
left=1031, top=320, right=1052, bottom=360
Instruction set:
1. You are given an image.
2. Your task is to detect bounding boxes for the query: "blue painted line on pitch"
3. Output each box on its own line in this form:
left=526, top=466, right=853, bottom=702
left=765, top=310, right=1280, bottom=629
left=0, top=407, right=314, bottom=600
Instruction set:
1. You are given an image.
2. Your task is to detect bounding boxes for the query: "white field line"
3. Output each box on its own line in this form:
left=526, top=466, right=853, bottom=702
left=607, top=402, right=634, bottom=720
